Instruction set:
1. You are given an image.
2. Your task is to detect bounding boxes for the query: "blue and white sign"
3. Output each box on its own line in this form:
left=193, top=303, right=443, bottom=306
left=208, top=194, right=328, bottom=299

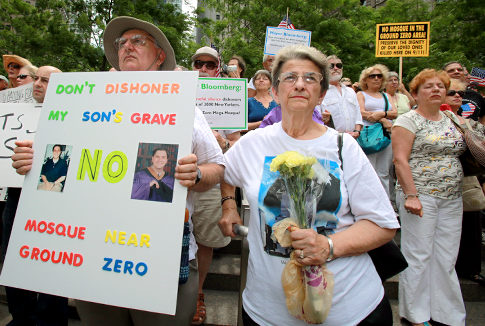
left=264, top=27, right=312, bottom=55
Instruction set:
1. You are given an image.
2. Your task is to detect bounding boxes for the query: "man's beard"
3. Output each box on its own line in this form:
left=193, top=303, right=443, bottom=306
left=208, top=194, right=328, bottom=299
left=330, top=72, right=342, bottom=82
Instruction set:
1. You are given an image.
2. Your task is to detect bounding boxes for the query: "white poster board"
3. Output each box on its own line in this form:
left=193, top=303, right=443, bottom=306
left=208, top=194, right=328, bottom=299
left=264, top=27, right=312, bottom=55
left=196, top=78, right=247, bottom=130
left=0, top=103, right=41, bottom=187
left=0, top=83, right=35, bottom=103
left=0, top=71, right=199, bottom=315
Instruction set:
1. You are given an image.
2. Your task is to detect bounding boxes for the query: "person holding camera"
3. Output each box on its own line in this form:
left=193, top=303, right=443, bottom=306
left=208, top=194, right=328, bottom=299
left=225, top=55, right=246, bottom=79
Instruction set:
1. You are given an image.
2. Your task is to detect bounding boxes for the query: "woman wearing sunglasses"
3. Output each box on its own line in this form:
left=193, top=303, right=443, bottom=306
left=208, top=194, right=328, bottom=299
left=357, top=64, right=397, bottom=198
left=446, top=79, right=485, bottom=288
left=2, top=54, right=32, bottom=88
left=443, top=80, right=466, bottom=114
left=16, top=64, right=38, bottom=87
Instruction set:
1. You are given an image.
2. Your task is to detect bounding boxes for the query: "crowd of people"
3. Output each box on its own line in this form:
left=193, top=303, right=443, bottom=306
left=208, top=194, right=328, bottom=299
left=1, top=14, right=484, bottom=326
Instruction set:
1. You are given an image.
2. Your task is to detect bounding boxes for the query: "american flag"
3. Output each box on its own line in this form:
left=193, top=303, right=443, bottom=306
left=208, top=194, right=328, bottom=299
left=210, top=43, right=221, bottom=77
left=278, top=16, right=295, bottom=29
left=461, top=103, right=476, bottom=118
left=469, top=67, right=485, bottom=87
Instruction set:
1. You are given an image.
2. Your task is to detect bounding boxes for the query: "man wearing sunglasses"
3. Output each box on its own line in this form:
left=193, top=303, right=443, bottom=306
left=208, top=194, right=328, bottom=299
left=190, top=45, right=241, bottom=325
left=191, top=46, right=219, bottom=77
left=320, top=55, right=362, bottom=139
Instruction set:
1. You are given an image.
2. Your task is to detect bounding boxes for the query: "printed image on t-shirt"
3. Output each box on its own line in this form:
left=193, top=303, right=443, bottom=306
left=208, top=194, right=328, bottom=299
left=258, top=156, right=342, bottom=257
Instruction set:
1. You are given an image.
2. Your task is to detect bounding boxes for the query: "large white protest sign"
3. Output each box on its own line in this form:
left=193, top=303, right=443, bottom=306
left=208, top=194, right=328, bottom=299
left=264, top=27, right=312, bottom=55
left=0, top=71, right=199, bottom=315
left=196, top=78, right=247, bottom=130
left=0, top=103, right=41, bottom=187
left=0, top=83, right=35, bottom=103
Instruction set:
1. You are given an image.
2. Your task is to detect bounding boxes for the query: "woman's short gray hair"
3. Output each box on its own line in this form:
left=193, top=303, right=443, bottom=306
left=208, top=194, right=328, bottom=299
left=358, top=64, right=389, bottom=91
left=253, top=69, right=272, bottom=83
left=388, top=71, right=399, bottom=80
left=272, top=45, right=329, bottom=95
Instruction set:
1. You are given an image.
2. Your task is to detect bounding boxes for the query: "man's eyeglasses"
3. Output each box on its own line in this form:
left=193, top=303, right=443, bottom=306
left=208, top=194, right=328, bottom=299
left=114, top=34, right=155, bottom=50
left=33, top=75, right=49, bottom=83
left=330, top=63, right=343, bottom=69
left=446, top=90, right=464, bottom=97
left=17, top=74, right=30, bottom=80
left=193, top=60, right=217, bottom=70
left=368, top=74, right=383, bottom=79
left=8, top=63, right=20, bottom=69
left=279, top=72, right=323, bottom=85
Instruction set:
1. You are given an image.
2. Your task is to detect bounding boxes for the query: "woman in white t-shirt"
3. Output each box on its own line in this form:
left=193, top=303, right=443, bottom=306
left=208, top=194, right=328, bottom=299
left=219, top=45, right=399, bottom=326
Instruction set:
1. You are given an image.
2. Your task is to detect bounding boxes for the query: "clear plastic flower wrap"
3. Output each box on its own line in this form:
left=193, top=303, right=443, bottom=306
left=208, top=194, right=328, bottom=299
left=270, top=151, right=334, bottom=324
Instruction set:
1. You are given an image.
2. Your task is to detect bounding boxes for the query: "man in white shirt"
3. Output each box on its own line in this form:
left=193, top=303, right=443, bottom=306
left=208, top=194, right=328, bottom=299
left=320, top=55, right=362, bottom=138
left=190, top=45, right=240, bottom=325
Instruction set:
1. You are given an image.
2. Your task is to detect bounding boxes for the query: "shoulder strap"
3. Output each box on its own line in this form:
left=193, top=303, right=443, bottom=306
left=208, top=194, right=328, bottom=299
left=380, top=91, right=389, bottom=112
left=337, top=132, right=343, bottom=170
left=442, top=110, right=465, bottom=134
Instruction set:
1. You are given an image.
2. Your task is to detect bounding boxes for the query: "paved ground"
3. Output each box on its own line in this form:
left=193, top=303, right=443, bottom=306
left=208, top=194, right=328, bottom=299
left=0, top=299, right=483, bottom=325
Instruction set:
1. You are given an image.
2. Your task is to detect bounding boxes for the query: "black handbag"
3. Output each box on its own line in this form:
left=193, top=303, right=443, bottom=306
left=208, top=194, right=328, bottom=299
left=338, top=133, right=408, bottom=281
left=367, top=240, right=408, bottom=281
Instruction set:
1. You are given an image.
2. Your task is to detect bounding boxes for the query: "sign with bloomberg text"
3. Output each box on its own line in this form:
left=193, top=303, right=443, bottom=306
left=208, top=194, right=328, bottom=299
left=376, top=22, right=430, bottom=57
left=0, top=83, right=35, bottom=103
left=196, top=78, right=247, bottom=130
left=0, top=103, right=41, bottom=187
left=0, top=71, right=199, bottom=315
left=264, top=26, right=311, bottom=55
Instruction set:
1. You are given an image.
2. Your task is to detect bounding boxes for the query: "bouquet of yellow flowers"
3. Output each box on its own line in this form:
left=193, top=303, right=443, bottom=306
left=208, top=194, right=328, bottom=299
left=270, top=151, right=334, bottom=324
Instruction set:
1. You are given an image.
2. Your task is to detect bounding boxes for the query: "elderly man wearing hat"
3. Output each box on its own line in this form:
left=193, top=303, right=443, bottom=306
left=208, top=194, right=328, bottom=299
left=2, top=54, right=32, bottom=88
left=76, top=16, right=224, bottom=326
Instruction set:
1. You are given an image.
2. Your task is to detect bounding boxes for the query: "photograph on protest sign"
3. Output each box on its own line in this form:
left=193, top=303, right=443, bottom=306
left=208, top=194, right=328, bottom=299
left=131, top=142, right=178, bottom=203
left=37, top=144, right=72, bottom=192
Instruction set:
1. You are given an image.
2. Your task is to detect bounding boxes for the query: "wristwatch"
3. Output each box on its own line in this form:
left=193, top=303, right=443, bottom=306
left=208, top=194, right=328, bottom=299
left=195, top=167, right=202, bottom=185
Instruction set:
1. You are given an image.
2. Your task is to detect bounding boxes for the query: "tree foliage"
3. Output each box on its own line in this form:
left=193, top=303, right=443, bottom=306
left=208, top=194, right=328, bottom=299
left=196, top=0, right=484, bottom=85
left=0, top=0, right=482, bottom=84
left=0, top=0, right=195, bottom=73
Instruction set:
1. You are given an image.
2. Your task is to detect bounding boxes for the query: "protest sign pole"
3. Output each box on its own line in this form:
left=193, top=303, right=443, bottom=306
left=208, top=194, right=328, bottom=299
left=399, top=56, right=403, bottom=82
left=286, top=8, right=289, bottom=27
